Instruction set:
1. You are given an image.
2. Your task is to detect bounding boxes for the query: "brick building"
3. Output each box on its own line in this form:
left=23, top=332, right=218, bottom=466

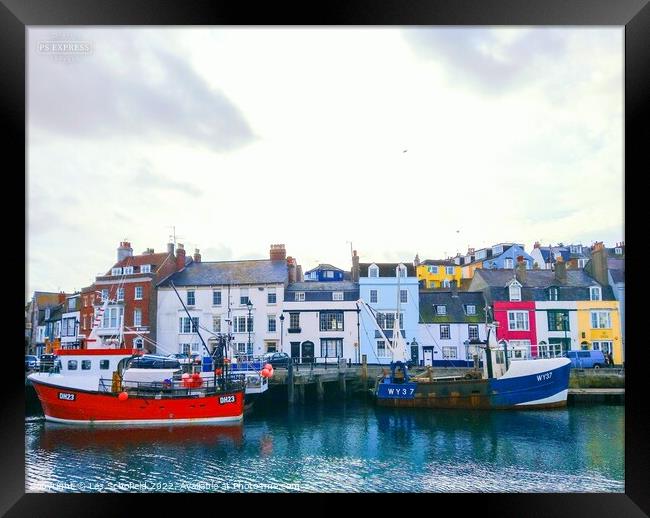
left=79, top=241, right=190, bottom=351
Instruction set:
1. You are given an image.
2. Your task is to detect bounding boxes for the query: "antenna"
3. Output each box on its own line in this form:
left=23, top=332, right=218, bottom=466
left=168, top=226, right=184, bottom=246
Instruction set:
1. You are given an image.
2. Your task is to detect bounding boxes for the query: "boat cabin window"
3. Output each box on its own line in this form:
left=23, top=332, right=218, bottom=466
left=81, top=360, right=92, bottom=370
left=67, top=360, right=78, bottom=370
left=100, top=360, right=110, bottom=370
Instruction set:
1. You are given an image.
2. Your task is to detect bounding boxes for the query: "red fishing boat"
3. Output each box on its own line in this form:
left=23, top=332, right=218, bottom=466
left=28, top=348, right=245, bottom=425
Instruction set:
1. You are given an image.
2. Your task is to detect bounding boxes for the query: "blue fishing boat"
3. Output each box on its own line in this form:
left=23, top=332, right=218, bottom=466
left=361, top=275, right=571, bottom=410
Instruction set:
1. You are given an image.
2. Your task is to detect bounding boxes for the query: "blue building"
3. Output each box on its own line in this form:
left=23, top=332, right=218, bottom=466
left=358, top=262, right=419, bottom=365
left=304, top=264, right=346, bottom=282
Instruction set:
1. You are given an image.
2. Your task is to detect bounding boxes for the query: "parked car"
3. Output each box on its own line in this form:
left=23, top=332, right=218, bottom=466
left=39, top=354, right=57, bottom=371
left=265, top=352, right=291, bottom=368
left=565, top=350, right=606, bottom=369
left=168, top=353, right=192, bottom=365
left=25, top=355, right=39, bottom=371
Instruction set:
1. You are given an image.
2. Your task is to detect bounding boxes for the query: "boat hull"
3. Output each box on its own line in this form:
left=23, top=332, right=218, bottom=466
left=376, top=361, right=571, bottom=410
left=31, top=379, right=245, bottom=425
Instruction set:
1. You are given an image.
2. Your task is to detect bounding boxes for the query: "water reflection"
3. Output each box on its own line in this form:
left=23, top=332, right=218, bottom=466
left=26, top=400, right=624, bottom=493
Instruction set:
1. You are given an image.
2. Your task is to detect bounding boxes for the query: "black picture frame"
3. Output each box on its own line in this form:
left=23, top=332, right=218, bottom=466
left=4, top=0, right=647, bottom=516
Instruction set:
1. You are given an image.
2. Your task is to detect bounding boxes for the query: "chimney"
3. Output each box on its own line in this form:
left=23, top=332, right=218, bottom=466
left=176, top=243, right=186, bottom=270
left=589, top=241, right=608, bottom=285
left=554, top=256, right=567, bottom=284
left=414, top=253, right=420, bottom=267
left=451, top=280, right=458, bottom=298
left=296, top=264, right=304, bottom=282
left=270, top=244, right=286, bottom=261
left=117, top=241, right=133, bottom=262
left=142, top=248, right=154, bottom=255
left=515, top=255, right=527, bottom=284
left=534, top=241, right=541, bottom=249
left=287, top=256, right=297, bottom=283
left=351, top=250, right=360, bottom=283
left=167, top=242, right=175, bottom=255
left=193, top=248, right=201, bottom=263
left=58, top=291, right=66, bottom=303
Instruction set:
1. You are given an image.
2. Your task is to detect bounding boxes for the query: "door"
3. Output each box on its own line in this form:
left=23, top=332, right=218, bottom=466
left=290, top=342, right=300, bottom=359
left=410, top=345, right=419, bottom=365
left=301, top=341, right=314, bottom=363
left=423, top=347, right=433, bottom=367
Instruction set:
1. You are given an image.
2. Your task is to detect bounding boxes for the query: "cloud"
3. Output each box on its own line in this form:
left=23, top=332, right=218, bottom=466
left=28, top=29, right=255, bottom=152
left=135, top=163, right=202, bottom=197
left=201, top=245, right=234, bottom=261
left=402, top=28, right=567, bottom=94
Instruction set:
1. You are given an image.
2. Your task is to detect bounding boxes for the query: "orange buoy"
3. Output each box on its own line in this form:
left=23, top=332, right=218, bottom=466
left=264, top=363, right=272, bottom=371
left=118, top=391, right=129, bottom=401
left=261, top=368, right=270, bottom=378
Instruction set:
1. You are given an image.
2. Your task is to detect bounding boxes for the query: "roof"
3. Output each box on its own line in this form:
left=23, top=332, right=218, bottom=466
left=470, top=269, right=615, bottom=302
left=472, top=268, right=599, bottom=288
left=304, top=264, right=344, bottom=274
left=158, top=259, right=288, bottom=287
left=286, top=281, right=358, bottom=291
left=610, top=270, right=624, bottom=284
left=419, top=291, right=486, bottom=324
left=607, top=258, right=624, bottom=271
left=108, top=252, right=171, bottom=274
left=421, top=259, right=456, bottom=266
left=359, top=262, right=416, bottom=277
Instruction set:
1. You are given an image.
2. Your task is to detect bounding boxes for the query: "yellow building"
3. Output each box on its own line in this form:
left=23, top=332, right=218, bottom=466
left=576, top=300, right=623, bottom=364
left=417, top=261, right=462, bottom=289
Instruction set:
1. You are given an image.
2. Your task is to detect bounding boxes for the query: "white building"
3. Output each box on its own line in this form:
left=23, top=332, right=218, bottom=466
left=282, top=281, right=360, bottom=364
left=533, top=301, right=579, bottom=357
left=417, top=290, right=488, bottom=366
left=60, top=293, right=81, bottom=349
left=156, top=245, right=292, bottom=358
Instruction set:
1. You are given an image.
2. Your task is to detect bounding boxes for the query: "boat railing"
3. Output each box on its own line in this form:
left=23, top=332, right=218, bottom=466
left=97, top=374, right=246, bottom=398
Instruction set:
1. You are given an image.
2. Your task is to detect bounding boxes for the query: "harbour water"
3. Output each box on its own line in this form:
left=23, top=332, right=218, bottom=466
left=25, top=397, right=624, bottom=493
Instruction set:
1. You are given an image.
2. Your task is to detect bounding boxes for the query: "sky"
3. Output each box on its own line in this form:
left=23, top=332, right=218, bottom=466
left=27, top=27, right=624, bottom=301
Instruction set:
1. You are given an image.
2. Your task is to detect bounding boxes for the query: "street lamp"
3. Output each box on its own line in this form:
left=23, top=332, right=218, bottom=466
left=246, top=299, right=253, bottom=359
left=279, top=313, right=285, bottom=352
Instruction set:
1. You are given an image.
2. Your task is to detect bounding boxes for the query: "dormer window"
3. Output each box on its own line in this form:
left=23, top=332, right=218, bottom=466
left=465, top=304, right=476, bottom=315
left=492, top=245, right=504, bottom=256
left=140, top=264, right=151, bottom=273
left=396, top=264, right=407, bottom=278
left=548, top=287, right=559, bottom=301
left=369, top=264, right=379, bottom=278
left=590, top=286, right=602, bottom=301
left=325, top=270, right=334, bottom=279
left=111, top=267, right=122, bottom=276
left=435, top=305, right=447, bottom=315
left=504, top=258, right=514, bottom=269
left=332, top=292, right=344, bottom=301
left=509, top=281, right=522, bottom=301
left=123, top=266, right=134, bottom=275
left=295, top=292, right=305, bottom=302
left=614, top=247, right=622, bottom=255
